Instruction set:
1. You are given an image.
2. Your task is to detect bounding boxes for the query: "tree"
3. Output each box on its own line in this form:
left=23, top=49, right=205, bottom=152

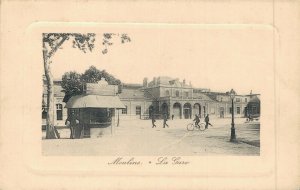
left=42, top=33, right=131, bottom=139
left=81, top=65, right=102, bottom=83
left=81, top=66, right=122, bottom=93
left=61, top=71, right=83, bottom=103
left=62, top=66, right=122, bottom=103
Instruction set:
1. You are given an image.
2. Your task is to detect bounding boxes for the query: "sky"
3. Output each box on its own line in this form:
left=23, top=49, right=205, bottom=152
left=50, top=25, right=273, bottom=94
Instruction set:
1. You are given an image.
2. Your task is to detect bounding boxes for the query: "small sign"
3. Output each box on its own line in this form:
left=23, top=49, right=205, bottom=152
left=86, top=83, right=118, bottom=96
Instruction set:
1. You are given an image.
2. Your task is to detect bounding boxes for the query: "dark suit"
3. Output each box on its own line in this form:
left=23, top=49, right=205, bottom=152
left=152, top=117, right=156, bottom=128
left=163, top=115, right=169, bottom=128
left=205, top=115, right=212, bottom=129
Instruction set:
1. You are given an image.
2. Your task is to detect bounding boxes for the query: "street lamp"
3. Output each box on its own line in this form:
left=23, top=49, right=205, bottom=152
left=229, top=89, right=237, bottom=142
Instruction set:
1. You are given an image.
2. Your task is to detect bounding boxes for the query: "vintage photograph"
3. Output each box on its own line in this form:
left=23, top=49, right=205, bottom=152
left=2, top=0, right=300, bottom=189
left=41, top=28, right=261, bottom=156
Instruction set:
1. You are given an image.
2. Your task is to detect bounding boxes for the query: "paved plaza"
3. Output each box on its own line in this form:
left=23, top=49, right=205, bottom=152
left=42, top=118, right=260, bottom=156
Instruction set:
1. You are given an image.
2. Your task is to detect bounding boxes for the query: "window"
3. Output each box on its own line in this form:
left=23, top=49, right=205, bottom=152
left=90, top=109, right=109, bottom=124
left=252, top=106, right=257, bottom=114
left=184, top=91, right=189, bottom=98
left=220, top=97, right=223, bottom=102
left=237, top=107, right=240, bottom=114
left=56, top=104, right=63, bottom=120
left=166, top=90, right=170, bottom=96
left=136, top=106, right=141, bottom=115
left=175, top=90, right=180, bottom=97
left=236, top=98, right=240, bottom=102
left=245, top=98, right=247, bottom=103
left=122, top=106, right=127, bottom=114
left=42, top=110, right=47, bottom=119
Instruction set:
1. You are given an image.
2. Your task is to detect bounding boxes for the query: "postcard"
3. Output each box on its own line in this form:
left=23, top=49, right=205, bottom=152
left=1, top=1, right=299, bottom=189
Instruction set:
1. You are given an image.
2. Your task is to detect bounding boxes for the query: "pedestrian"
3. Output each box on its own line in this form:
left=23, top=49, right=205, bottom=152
left=172, top=114, right=174, bottom=120
left=248, top=114, right=252, bottom=122
left=193, top=114, right=200, bottom=128
left=65, top=110, right=79, bottom=139
left=152, top=115, right=157, bottom=128
left=205, top=114, right=213, bottom=129
left=163, top=114, right=169, bottom=128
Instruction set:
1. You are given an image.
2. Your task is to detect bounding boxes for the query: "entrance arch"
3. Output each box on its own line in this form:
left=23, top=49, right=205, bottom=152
left=183, top=103, right=192, bottom=119
left=193, top=103, right=201, bottom=117
left=173, top=102, right=182, bottom=119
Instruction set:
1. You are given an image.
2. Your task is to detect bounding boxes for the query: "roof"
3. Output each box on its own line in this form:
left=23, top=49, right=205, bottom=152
left=119, top=88, right=145, bottom=99
left=148, top=76, right=192, bottom=88
left=193, top=92, right=215, bottom=101
left=122, top=83, right=143, bottom=89
left=249, top=96, right=260, bottom=103
left=204, top=93, right=218, bottom=101
left=65, top=95, right=125, bottom=109
left=85, top=80, right=118, bottom=95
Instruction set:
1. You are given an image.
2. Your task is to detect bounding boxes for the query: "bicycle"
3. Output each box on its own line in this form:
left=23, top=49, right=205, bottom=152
left=187, top=122, right=206, bottom=131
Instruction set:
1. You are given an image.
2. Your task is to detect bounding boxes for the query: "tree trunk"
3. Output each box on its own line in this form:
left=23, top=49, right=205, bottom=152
left=43, top=52, right=57, bottom=139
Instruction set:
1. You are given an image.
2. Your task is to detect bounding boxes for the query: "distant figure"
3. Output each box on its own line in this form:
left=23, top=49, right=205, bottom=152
left=205, top=114, right=213, bottom=129
left=163, top=114, right=169, bottom=128
left=65, top=110, right=79, bottom=139
left=172, top=114, right=174, bottom=120
left=248, top=114, right=252, bottom=121
left=193, top=114, right=200, bottom=128
left=152, top=116, right=157, bottom=128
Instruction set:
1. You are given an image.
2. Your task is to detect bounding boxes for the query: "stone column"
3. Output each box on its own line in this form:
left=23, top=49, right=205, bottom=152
left=190, top=102, right=193, bottom=119
left=181, top=104, right=184, bottom=119
left=169, top=101, right=173, bottom=119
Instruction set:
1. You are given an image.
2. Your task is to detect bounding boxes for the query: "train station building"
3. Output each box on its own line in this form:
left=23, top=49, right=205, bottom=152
left=42, top=76, right=260, bottom=127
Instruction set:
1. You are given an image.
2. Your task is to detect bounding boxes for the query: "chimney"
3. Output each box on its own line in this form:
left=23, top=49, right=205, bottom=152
left=153, top=77, right=157, bottom=86
left=157, top=77, right=160, bottom=85
left=183, top=79, right=186, bottom=85
left=143, top=77, right=148, bottom=87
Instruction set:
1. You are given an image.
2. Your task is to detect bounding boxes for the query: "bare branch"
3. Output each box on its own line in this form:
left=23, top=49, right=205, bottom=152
left=47, top=35, right=68, bottom=58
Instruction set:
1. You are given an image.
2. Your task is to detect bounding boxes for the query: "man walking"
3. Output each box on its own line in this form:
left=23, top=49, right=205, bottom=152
left=163, top=114, right=169, bottom=128
left=205, top=114, right=213, bottom=129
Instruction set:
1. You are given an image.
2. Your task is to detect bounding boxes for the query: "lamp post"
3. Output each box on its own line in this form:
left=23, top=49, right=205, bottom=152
left=229, top=89, right=237, bottom=142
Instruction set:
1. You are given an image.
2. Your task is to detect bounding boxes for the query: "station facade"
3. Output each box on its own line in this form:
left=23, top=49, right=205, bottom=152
left=118, top=76, right=260, bottom=120
left=42, top=76, right=260, bottom=127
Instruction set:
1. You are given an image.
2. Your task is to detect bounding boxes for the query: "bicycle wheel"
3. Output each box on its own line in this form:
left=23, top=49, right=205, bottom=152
left=199, top=123, right=206, bottom=131
left=187, top=123, right=194, bottom=131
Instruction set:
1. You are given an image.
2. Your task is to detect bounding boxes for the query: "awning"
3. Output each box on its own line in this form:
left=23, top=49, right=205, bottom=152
left=65, top=95, right=125, bottom=109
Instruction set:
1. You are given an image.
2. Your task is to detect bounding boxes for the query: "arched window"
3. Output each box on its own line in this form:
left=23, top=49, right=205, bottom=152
left=175, top=90, right=180, bottom=97
left=184, top=91, right=189, bottom=98
left=166, top=90, right=170, bottom=96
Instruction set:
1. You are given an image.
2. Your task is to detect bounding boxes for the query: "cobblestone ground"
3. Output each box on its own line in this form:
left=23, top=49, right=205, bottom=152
left=42, top=118, right=260, bottom=156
